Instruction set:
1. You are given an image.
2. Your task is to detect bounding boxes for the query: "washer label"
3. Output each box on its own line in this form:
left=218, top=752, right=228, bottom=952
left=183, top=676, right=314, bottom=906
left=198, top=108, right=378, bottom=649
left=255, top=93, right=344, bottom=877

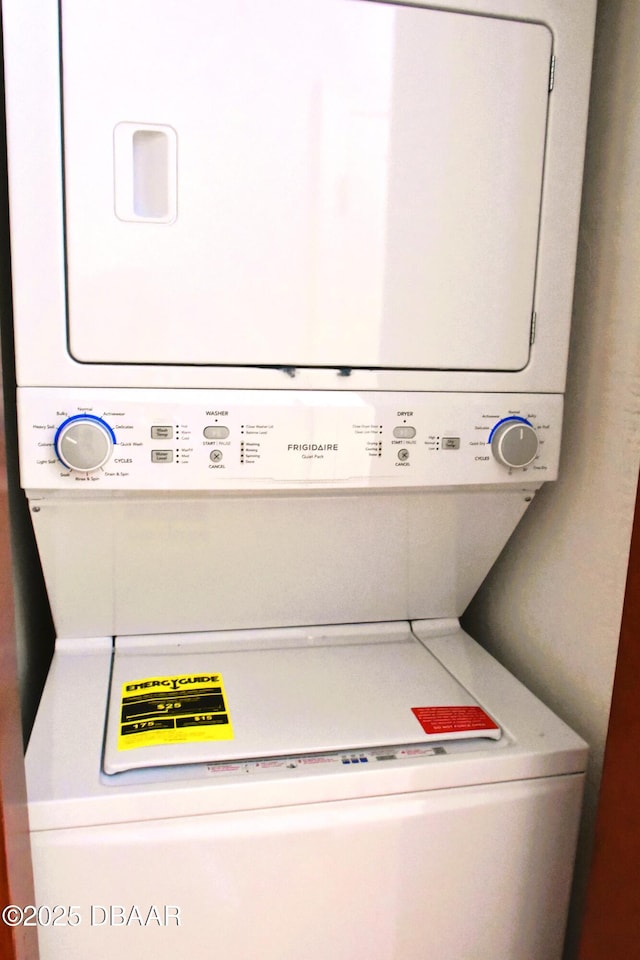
left=117, top=673, right=233, bottom=750
left=411, top=705, right=499, bottom=736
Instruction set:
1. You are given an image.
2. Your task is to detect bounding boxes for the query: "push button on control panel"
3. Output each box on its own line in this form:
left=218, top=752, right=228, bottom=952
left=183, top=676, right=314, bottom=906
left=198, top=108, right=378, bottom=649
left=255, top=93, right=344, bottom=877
left=151, top=425, right=173, bottom=440
left=442, top=437, right=460, bottom=450
left=151, top=450, right=173, bottom=463
left=204, top=426, right=230, bottom=440
left=393, top=425, right=416, bottom=439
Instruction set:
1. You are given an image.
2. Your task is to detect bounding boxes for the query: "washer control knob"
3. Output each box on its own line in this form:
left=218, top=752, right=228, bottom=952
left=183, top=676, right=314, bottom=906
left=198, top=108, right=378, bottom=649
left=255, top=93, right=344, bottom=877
left=54, top=415, right=116, bottom=472
left=490, top=418, right=539, bottom=469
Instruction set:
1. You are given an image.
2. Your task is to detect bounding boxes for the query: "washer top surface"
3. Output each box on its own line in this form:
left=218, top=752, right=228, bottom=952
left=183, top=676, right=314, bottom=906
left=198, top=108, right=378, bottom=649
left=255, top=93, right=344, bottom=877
left=104, top=622, right=500, bottom=774
left=25, top=621, right=587, bottom=831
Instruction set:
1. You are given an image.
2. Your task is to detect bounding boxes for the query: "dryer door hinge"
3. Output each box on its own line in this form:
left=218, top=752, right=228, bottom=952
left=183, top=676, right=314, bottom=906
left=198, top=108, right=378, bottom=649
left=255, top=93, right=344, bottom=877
left=530, top=311, right=537, bottom=345
left=549, top=55, right=556, bottom=92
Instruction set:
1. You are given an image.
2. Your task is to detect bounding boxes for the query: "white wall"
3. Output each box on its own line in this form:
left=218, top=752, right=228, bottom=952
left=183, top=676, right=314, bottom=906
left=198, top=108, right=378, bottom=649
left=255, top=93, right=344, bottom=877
left=463, top=2, right=640, bottom=956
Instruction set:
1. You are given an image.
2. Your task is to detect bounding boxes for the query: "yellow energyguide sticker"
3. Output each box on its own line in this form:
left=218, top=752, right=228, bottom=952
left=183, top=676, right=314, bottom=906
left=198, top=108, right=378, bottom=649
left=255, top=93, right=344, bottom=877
left=117, top=672, right=233, bottom=751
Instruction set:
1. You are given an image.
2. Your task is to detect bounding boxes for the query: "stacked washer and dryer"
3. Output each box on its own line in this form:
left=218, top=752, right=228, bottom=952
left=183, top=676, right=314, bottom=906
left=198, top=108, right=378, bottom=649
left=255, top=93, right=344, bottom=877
left=3, top=1, right=596, bottom=958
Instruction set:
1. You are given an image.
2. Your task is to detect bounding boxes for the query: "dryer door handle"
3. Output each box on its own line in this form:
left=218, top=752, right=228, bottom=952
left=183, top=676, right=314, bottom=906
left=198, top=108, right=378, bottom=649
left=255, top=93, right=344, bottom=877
left=113, top=122, right=177, bottom=224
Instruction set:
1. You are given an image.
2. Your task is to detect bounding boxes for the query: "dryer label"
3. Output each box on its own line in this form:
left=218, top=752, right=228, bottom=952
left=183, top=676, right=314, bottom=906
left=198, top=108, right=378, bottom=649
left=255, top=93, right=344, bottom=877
left=117, top=673, right=233, bottom=750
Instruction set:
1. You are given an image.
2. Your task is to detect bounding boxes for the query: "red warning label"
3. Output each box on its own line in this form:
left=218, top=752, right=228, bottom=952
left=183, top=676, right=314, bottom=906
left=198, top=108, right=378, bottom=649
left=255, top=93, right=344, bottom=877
left=411, top=706, right=499, bottom=736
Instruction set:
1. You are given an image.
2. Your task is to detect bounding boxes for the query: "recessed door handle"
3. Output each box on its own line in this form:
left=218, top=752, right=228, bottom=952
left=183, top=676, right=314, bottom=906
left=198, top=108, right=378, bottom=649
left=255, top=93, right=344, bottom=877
left=114, top=122, right=177, bottom=223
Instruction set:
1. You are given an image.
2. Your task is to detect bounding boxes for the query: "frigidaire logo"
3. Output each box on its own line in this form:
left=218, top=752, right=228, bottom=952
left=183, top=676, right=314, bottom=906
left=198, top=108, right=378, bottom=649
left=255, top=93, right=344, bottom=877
left=126, top=675, right=219, bottom=692
left=287, top=443, right=338, bottom=452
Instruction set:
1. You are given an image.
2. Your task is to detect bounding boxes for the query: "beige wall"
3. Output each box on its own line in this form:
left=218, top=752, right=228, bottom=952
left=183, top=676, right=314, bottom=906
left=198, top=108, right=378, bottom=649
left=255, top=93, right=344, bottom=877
left=463, top=2, right=640, bottom=957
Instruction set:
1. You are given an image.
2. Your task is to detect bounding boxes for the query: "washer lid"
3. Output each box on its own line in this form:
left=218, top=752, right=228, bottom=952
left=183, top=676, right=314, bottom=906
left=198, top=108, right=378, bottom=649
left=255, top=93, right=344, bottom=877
left=103, top=624, right=500, bottom=774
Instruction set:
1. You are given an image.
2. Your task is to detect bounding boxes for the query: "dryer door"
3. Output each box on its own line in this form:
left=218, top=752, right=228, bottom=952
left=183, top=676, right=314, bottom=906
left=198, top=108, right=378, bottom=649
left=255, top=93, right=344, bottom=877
left=61, top=0, right=551, bottom=371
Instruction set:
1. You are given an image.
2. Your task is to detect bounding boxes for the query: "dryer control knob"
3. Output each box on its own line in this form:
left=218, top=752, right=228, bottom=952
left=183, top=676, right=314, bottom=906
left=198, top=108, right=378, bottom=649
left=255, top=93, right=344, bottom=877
left=490, top=418, right=539, bottom=469
left=54, top=415, right=116, bottom=472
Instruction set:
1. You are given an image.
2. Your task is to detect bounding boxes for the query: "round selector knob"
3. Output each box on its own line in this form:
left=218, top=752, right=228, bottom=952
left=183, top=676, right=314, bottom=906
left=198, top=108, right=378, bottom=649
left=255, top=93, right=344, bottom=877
left=490, top=417, right=539, bottom=469
left=54, top=415, right=116, bottom=472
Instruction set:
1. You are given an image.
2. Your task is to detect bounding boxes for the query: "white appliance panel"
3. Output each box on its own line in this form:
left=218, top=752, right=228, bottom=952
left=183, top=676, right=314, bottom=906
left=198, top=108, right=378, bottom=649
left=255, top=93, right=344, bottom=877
left=18, top=388, right=562, bottom=491
left=31, top=776, right=582, bottom=960
left=27, top=490, right=533, bottom=638
left=61, top=0, right=550, bottom=371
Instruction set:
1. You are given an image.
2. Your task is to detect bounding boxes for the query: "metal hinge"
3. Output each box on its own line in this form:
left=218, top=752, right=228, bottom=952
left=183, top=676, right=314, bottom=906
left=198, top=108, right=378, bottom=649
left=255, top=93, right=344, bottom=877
left=549, top=55, right=556, bottom=92
left=530, top=311, right=537, bottom=345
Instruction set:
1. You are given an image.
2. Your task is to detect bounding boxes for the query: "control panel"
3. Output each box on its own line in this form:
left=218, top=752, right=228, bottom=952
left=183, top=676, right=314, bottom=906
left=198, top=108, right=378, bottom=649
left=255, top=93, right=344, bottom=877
left=18, top=388, right=563, bottom=491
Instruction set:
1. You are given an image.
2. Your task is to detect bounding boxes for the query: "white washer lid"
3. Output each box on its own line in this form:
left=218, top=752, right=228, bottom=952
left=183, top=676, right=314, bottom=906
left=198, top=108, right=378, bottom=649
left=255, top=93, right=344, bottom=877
left=104, top=623, right=500, bottom=774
